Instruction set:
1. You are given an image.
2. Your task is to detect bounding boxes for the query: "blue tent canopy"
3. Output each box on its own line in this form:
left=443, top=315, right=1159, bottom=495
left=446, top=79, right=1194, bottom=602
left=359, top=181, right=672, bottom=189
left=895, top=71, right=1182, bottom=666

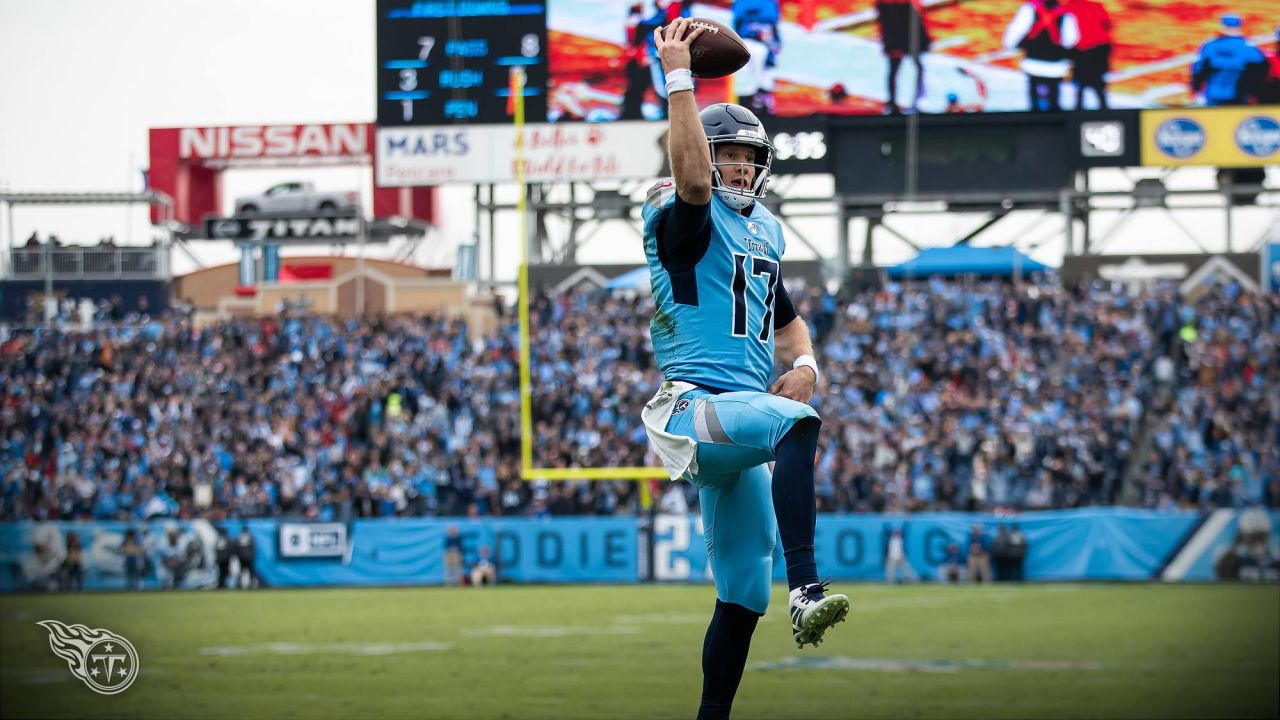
left=885, top=246, right=1050, bottom=279
left=605, top=267, right=652, bottom=292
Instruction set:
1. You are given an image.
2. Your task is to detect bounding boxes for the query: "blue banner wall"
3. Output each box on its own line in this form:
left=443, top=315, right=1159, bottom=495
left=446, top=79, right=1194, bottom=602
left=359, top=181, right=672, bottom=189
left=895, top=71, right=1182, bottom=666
left=248, top=517, right=640, bottom=587
left=0, top=517, right=639, bottom=591
left=651, top=510, right=1207, bottom=583
left=2, top=510, right=1275, bottom=592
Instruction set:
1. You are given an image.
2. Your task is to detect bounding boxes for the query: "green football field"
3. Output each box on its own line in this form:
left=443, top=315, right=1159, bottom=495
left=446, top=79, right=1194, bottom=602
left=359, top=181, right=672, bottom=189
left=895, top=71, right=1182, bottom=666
left=1, top=583, right=1277, bottom=720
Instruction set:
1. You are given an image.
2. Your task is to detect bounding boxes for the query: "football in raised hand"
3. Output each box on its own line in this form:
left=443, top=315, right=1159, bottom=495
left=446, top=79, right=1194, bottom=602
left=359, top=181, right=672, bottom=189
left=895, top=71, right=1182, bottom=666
left=671, top=18, right=751, bottom=79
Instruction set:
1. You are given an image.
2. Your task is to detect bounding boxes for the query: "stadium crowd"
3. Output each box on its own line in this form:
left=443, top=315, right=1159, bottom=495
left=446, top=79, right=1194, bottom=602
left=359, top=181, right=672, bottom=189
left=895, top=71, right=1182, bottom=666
left=2, top=277, right=1277, bottom=522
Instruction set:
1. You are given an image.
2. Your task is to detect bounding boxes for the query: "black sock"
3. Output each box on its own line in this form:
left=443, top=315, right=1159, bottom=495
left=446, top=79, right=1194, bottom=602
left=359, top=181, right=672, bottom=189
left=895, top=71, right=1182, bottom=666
left=773, top=417, right=821, bottom=591
left=698, top=600, right=761, bottom=720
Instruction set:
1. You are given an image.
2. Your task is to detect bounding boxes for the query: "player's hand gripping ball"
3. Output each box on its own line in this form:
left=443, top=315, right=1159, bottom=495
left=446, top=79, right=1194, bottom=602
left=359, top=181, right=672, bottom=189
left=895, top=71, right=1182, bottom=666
left=659, top=17, right=750, bottom=78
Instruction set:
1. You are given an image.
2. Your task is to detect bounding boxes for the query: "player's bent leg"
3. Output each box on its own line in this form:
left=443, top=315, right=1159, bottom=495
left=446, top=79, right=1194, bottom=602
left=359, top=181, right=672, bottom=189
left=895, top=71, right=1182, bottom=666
left=773, top=416, right=821, bottom=590
left=690, top=391, right=819, bottom=457
left=672, top=390, right=849, bottom=647
left=698, top=464, right=775, bottom=614
left=695, top=465, right=774, bottom=719
left=694, top=393, right=851, bottom=647
left=664, top=389, right=796, bottom=481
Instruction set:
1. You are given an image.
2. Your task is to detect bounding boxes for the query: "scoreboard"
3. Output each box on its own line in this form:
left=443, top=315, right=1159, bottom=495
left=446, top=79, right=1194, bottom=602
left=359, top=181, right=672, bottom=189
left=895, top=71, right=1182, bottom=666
left=376, top=0, right=548, bottom=126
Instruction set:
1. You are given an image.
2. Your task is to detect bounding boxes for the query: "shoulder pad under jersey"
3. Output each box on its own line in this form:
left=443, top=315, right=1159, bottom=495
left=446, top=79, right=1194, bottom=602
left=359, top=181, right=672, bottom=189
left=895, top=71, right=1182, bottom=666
left=645, top=178, right=677, bottom=210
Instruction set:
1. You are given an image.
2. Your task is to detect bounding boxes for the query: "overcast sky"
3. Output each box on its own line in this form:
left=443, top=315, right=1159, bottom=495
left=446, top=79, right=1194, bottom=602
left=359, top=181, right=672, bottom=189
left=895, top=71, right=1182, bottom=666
left=2, top=0, right=1276, bottom=280
left=0, top=0, right=392, bottom=270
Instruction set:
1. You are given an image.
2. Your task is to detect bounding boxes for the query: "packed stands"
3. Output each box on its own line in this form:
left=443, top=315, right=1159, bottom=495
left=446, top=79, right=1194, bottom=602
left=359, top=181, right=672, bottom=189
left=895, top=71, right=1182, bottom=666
left=2, top=277, right=1277, bottom=521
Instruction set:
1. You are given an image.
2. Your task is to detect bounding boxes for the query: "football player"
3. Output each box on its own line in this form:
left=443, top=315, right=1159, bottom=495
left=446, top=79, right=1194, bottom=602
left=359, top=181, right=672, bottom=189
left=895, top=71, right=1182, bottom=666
left=641, top=18, right=850, bottom=720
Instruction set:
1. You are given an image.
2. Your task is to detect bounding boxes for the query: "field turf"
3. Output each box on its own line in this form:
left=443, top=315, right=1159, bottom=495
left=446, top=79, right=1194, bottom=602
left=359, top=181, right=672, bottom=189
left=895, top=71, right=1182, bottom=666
left=2, top=583, right=1277, bottom=719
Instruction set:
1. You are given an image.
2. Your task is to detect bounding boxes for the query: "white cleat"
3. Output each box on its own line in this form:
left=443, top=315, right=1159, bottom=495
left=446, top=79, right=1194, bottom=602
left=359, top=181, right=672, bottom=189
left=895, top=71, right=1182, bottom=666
left=789, top=581, right=850, bottom=649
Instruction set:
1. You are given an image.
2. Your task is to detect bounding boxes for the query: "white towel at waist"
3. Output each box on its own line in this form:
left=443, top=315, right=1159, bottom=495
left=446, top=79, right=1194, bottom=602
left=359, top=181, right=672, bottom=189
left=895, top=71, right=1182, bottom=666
left=641, top=380, right=699, bottom=481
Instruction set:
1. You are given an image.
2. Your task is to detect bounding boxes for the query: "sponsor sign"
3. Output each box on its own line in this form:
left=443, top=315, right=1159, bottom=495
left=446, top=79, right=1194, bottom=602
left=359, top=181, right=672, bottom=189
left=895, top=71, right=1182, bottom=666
left=376, top=121, right=669, bottom=185
left=205, top=214, right=361, bottom=241
left=177, top=124, right=369, bottom=160
left=1081, top=120, right=1126, bottom=158
left=1141, top=106, right=1280, bottom=167
left=279, top=523, right=348, bottom=559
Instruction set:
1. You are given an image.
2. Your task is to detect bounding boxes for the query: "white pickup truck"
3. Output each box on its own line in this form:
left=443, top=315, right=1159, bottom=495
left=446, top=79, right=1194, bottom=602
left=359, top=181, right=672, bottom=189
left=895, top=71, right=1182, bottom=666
left=234, top=182, right=358, bottom=216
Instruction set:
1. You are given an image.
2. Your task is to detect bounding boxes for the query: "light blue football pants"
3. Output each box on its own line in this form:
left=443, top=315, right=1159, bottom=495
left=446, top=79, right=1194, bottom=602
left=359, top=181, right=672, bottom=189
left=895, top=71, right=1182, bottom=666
left=665, top=387, right=820, bottom=614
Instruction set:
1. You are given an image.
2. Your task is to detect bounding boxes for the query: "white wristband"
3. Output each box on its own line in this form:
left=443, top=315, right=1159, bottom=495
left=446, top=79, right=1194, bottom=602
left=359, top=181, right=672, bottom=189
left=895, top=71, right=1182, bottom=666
left=665, top=68, right=694, bottom=94
left=793, top=355, right=819, bottom=384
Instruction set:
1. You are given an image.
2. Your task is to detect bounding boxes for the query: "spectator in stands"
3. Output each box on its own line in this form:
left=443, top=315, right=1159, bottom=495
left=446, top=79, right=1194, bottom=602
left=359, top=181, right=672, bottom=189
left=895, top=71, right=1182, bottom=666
left=1191, top=14, right=1267, bottom=105
left=61, top=531, right=84, bottom=592
left=0, top=278, right=1273, bottom=524
left=966, top=524, right=992, bottom=584
left=470, top=545, right=497, bottom=586
left=939, top=541, right=964, bottom=583
left=119, top=528, right=146, bottom=590
left=1008, top=523, right=1028, bottom=581
left=444, top=525, right=464, bottom=586
left=10, top=527, right=64, bottom=592
left=214, top=526, right=234, bottom=589
left=884, top=527, right=918, bottom=583
left=992, top=524, right=1013, bottom=581
left=159, top=524, right=190, bottom=590
left=235, top=526, right=257, bottom=589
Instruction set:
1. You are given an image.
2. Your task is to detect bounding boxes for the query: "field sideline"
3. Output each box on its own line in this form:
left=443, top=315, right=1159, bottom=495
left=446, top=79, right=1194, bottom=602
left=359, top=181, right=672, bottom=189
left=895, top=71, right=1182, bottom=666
left=1, top=584, right=1277, bottom=719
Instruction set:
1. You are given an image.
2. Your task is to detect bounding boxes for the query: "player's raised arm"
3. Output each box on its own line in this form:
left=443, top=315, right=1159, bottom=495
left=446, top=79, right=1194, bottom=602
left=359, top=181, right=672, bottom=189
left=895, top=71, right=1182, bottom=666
left=654, top=18, right=710, bottom=205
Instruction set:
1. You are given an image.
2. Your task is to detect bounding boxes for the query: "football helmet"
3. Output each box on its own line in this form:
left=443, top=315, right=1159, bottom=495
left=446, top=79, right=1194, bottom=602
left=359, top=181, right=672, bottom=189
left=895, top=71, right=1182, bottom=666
left=699, top=103, right=774, bottom=210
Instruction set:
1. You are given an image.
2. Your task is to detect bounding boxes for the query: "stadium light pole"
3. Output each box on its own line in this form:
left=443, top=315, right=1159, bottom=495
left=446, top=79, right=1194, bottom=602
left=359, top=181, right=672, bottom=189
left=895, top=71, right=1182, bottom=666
left=44, top=231, right=53, bottom=326
left=4, top=196, right=12, bottom=278
left=356, top=207, right=366, bottom=317
left=904, top=3, right=922, bottom=199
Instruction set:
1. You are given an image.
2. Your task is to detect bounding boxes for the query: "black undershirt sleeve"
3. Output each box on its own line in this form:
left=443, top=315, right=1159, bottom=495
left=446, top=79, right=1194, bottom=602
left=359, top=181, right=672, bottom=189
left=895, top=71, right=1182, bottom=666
left=774, top=281, right=797, bottom=329
left=657, top=194, right=713, bottom=273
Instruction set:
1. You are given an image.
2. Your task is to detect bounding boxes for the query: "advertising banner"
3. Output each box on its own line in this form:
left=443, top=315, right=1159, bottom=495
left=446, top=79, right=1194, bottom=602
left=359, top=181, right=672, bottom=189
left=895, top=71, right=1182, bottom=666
left=653, top=508, right=1279, bottom=583
left=3, top=510, right=1276, bottom=592
left=1140, top=105, right=1280, bottom=167
left=175, top=123, right=370, bottom=162
left=376, top=121, right=669, bottom=186
left=278, top=523, right=347, bottom=559
left=205, top=215, right=362, bottom=242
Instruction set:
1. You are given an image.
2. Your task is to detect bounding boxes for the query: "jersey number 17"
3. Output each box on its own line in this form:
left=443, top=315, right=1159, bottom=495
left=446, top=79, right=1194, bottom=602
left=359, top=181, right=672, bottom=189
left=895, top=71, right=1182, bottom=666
left=731, top=253, right=779, bottom=343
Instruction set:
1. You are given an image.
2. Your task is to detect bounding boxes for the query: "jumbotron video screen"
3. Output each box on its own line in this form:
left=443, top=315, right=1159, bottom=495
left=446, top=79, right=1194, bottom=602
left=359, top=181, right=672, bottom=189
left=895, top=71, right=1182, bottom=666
left=378, top=0, right=1280, bottom=125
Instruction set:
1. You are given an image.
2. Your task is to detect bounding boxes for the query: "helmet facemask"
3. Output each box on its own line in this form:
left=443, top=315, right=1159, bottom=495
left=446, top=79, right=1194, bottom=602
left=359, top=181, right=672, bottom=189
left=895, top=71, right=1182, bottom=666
left=707, top=135, right=773, bottom=211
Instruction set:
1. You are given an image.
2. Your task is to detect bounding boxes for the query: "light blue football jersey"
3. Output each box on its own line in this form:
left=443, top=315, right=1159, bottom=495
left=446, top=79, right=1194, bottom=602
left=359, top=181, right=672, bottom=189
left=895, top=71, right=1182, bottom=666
left=642, top=179, right=787, bottom=393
